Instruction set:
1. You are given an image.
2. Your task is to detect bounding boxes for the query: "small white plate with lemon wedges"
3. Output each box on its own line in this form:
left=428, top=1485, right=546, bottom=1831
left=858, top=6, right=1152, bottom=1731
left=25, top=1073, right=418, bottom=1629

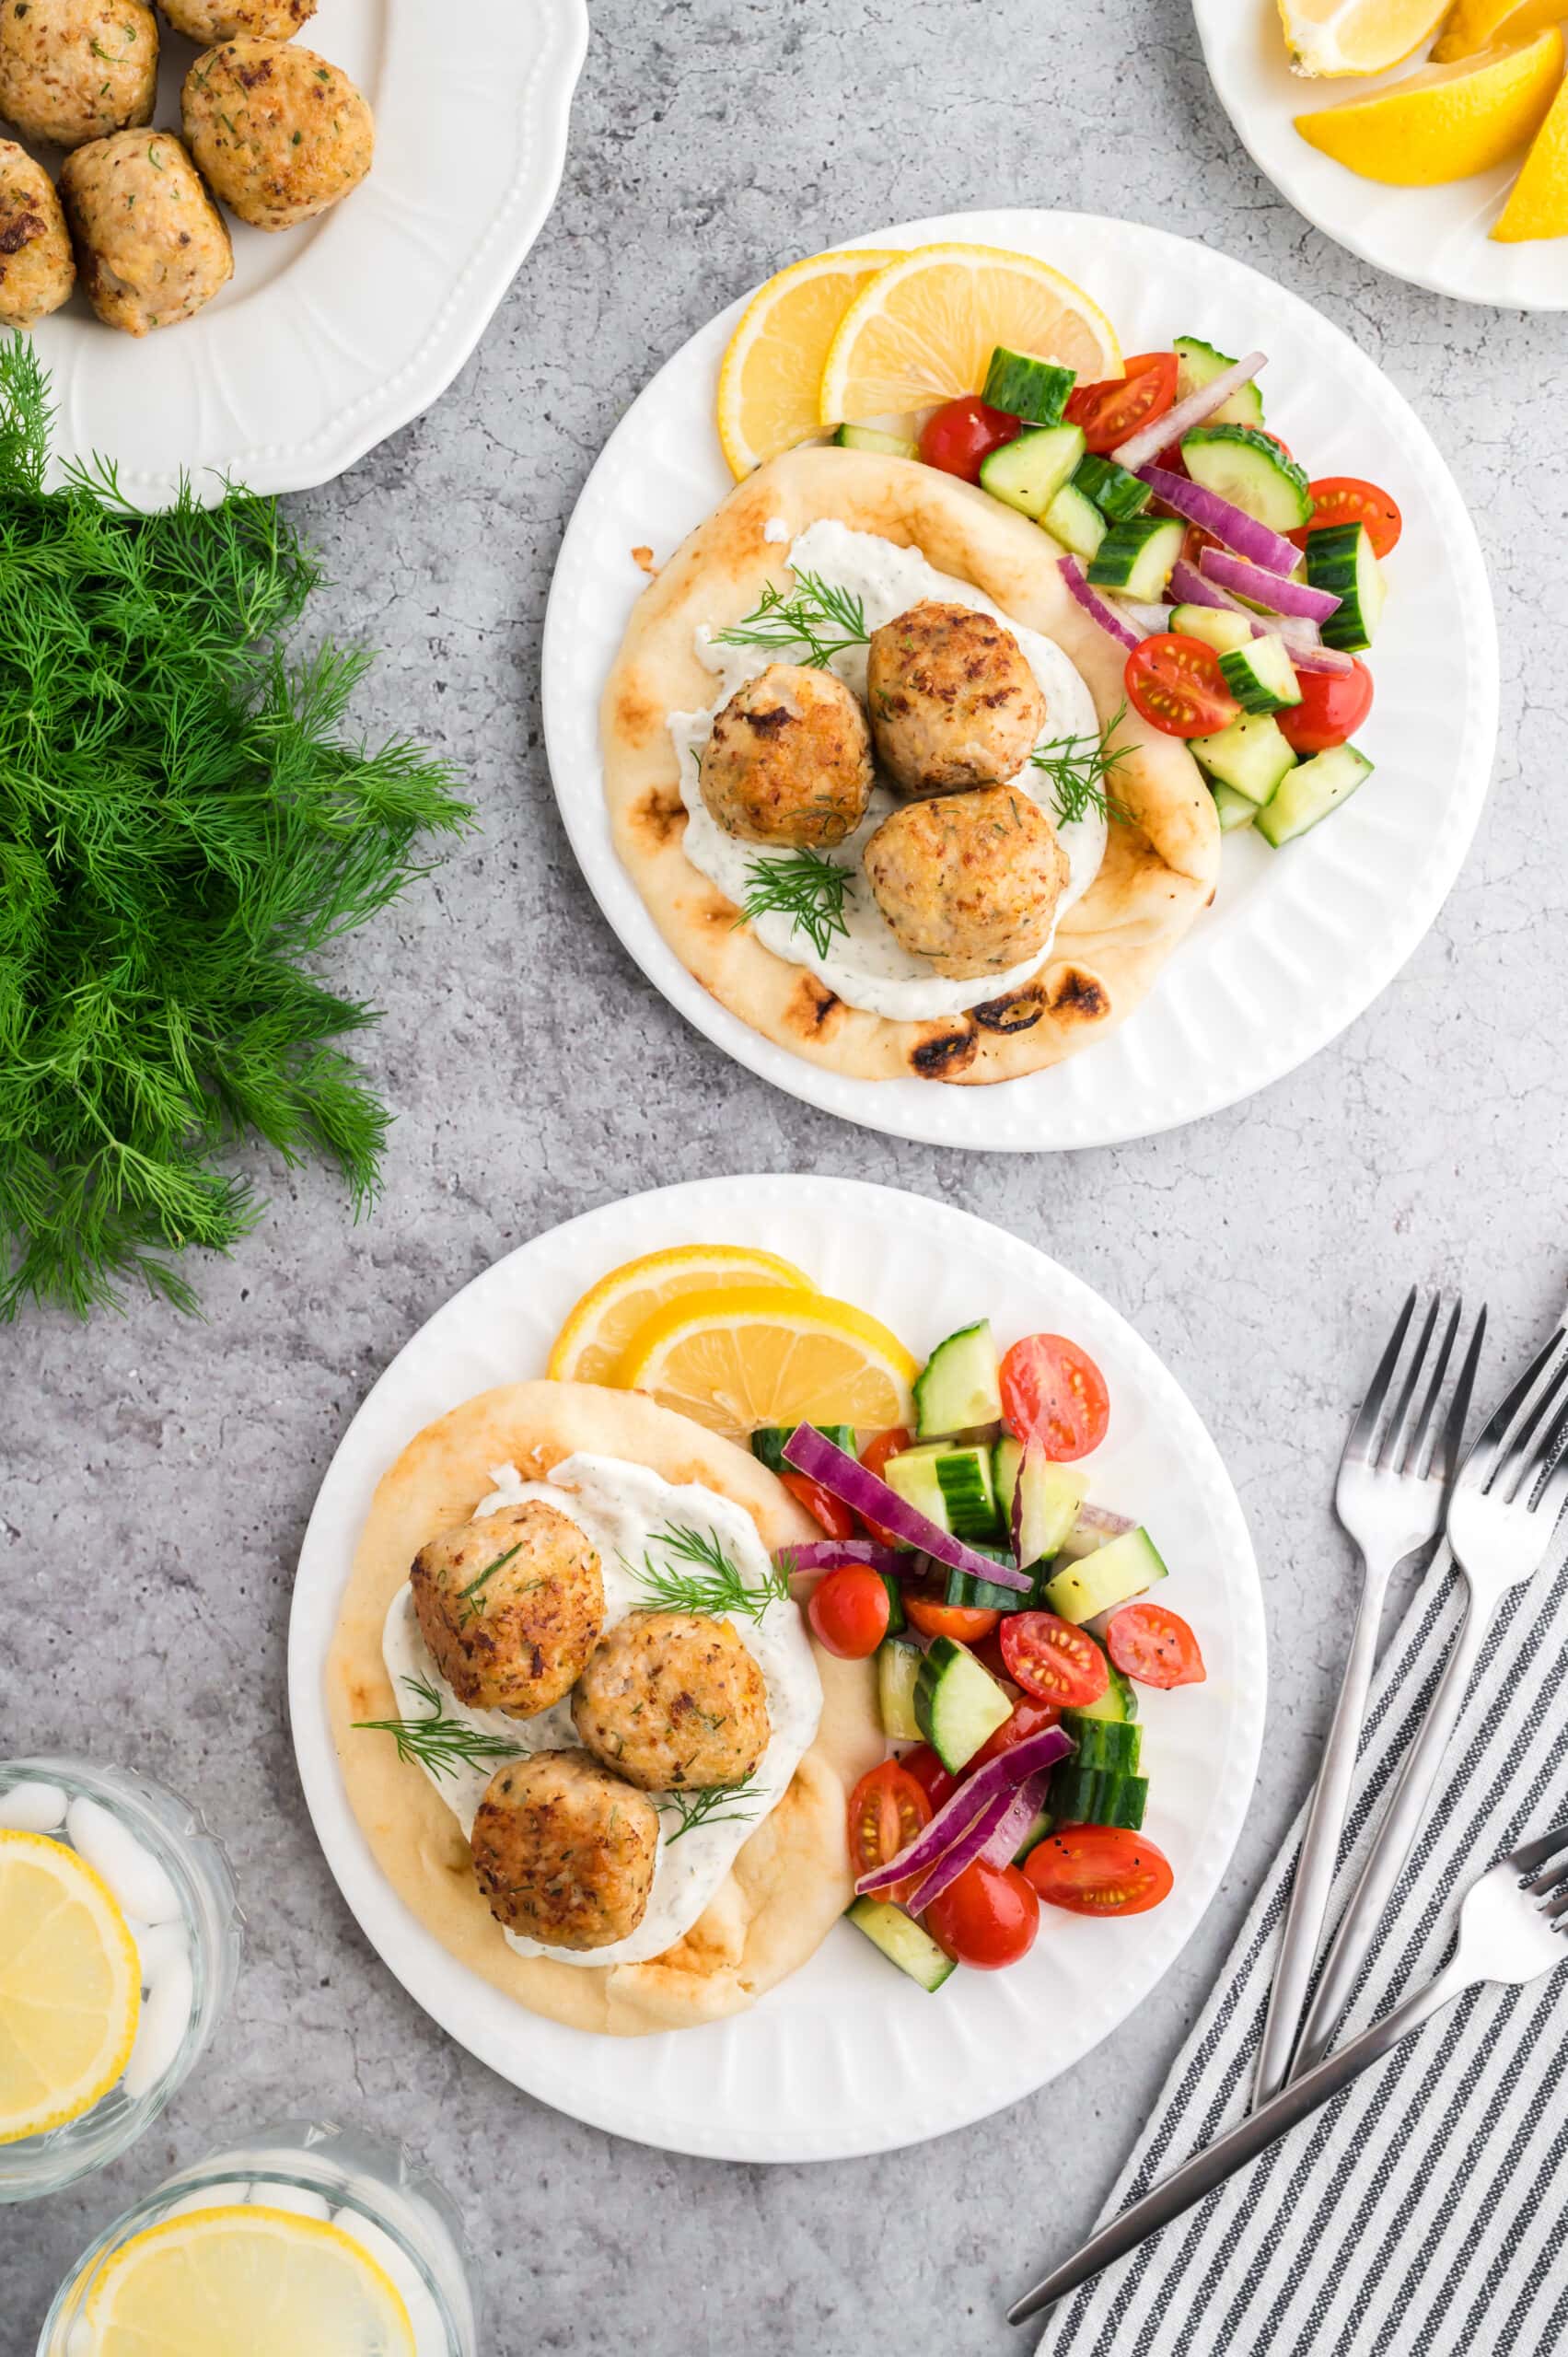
left=1193, top=0, right=1568, bottom=307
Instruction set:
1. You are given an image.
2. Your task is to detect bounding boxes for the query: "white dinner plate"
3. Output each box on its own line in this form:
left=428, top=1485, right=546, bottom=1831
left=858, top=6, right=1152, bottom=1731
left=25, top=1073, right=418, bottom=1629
left=288, top=1174, right=1265, bottom=2162
left=1193, top=0, right=1568, bottom=308
left=542, top=207, right=1498, bottom=1152
left=29, top=0, right=587, bottom=505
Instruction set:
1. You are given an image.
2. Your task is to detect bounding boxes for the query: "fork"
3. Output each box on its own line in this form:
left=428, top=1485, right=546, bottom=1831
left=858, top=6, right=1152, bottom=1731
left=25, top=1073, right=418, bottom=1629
left=1290, top=1309, right=1568, bottom=2081
left=1250, top=1288, right=1485, bottom=2108
left=1007, top=1817, right=1568, bottom=2327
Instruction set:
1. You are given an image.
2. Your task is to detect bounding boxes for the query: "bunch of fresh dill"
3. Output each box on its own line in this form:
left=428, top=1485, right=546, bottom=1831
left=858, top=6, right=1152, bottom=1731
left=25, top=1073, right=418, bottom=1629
left=0, top=338, right=471, bottom=1320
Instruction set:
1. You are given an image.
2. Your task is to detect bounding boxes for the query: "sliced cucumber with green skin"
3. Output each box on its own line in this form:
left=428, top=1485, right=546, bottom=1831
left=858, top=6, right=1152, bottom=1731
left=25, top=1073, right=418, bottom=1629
left=1304, top=523, right=1386, bottom=652
left=1061, top=1713, right=1143, bottom=1774
left=884, top=1441, right=1002, bottom=1542
left=1180, top=424, right=1312, bottom=531
left=979, top=424, right=1086, bottom=523
left=1043, top=481, right=1106, bottom=562
left=1173, top=335, right=1265, bottom=427
left=914, top=1635, right=1012, bottom=1772
left=914, top=1321, right=1002, bottom=1438
left=1072, top=452, right=1151, bottom=522
left=882, top=1446, right=948, bottom=1535
left=981, top=346, right=1076, bottom=424
left=1040, top=1527, right=1167, bottom=1625
left=751, top=1424, right=856, bottom=1475
left=1217, top=633, right=1301, bottom=715
left=877, top=1636, right=923, bottom=1740
left=846, top=1896, right=957, bottom=1991
left=1004, top=1449, right=1090, bottom=1569
left=877, top=1569, right=907, bottom=1638
left=1190, top=712, right=1297, bottom=807
left=1256, top=743, right=1374, bottom=848
left=1086, top=516, right=1185, bottom=601
left=1212, top=781, right=1259, bottom=833
left=1068, top=1640, right=1139, bottom=1723
left=942, top=1564, right=1032, bottom=1615
left=833, top=424, right=919, bottom=458
left=1169, top=603, right=1253, bottom=656
left=1049, top=1762, right=1149, bottom=1831
left=1014, top=1806, right=1053, bottom=1864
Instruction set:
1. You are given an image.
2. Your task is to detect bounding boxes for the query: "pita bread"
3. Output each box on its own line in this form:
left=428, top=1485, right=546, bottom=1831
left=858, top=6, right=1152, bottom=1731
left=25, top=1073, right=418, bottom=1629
left=602, top=446, right=1221, bottom=1084
left=327, top=1381, right=883, bottom=2038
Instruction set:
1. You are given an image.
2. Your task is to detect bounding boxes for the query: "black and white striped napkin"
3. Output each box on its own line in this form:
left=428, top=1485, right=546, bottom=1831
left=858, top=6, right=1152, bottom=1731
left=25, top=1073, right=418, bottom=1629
left=1033, top=1533, right=1568, bottom=2357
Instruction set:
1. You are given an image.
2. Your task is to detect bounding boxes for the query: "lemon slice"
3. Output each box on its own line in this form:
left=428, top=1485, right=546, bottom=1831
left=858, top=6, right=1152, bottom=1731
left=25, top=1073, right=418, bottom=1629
left=618, top=1283, right=918, bottom=1442
left=0, top=1830, right=140, bottom=2143
left=818, top=243, right=1121, bottom=429
left=547, top=1244, right=815, bottom=1387
left=1493, top=64, right=1568, bottom=236
left=1434, top=0, right=1562, bottom=61
left=716, top=249, right=904, bottom=480
left=1295, top=27, right=1562, bottom=179
left=1278, top=0, right=1450, bottom=74
left=81, top=2206, right=415, bottom=2357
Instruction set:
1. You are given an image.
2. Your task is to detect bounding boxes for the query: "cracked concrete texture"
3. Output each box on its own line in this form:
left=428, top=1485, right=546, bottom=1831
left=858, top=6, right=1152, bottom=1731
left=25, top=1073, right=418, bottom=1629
left=3, top=0, right=1565, bottom=2347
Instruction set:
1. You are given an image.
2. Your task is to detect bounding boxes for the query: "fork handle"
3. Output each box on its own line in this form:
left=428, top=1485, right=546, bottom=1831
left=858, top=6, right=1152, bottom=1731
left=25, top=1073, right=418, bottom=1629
left=1291, top=1575, right=1489, bottom=2077
left=1007, top=1957, right=1472, bottom=2328
left=1251, top=1558, right=1389, bottom=2108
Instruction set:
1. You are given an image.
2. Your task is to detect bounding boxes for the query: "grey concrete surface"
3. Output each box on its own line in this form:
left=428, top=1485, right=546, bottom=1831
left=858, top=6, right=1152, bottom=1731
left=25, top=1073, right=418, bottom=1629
left=4, top=0, right=1565, bottom=2348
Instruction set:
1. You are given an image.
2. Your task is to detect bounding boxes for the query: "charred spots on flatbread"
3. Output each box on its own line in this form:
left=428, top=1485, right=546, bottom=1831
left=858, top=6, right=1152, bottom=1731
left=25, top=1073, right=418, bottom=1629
left=1049, top=965, right=1109, bottom=1023
left=909, top=1022, right=979, bottom=1080
left=633, top=786, right=687, bottom=847
left=971, top=985, right=1046, bottom=1035
left=784, top=974, right=844, bottom=1039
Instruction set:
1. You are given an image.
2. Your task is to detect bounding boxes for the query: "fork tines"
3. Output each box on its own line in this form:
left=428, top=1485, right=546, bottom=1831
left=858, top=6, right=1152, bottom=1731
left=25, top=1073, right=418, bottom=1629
left=1345, top=1286, right=1486, bottom=1486
left=1461, top=1321, right=1568, bottom=1511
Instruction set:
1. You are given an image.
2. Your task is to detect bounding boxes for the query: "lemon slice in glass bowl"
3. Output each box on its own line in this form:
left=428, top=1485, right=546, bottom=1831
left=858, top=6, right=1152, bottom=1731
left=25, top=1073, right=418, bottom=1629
left=547, top=1243, right=813, bottom=1387
left=716, top=248, right=905, bottom=480
left=617, top=1283, right=918, bottom=1443
left=81, top=2207, right=416, bottom=2357
left=0, top=1830, right=140, bottom=2143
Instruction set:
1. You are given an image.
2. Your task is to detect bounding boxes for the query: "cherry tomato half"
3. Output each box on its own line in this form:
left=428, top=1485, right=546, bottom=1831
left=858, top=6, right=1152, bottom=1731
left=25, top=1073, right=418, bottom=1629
left=1276, top=658, right=1374, bottom=756
left=1106, top=1601, right=1207, bottom=1689
left=781, top=1470, right=854, bottom=1541
left=807, top=1565, right=889, bottom=1660
left=999, top=1611, right=1109, bottom=1709
left=1024, top=1826, right=1174, bottom=1917
left=904, top=1591, right=1002, bottom=1644
left=925, top=1859, right=1040, bottom=1970
left=1000, top=1333, right=1111, bottom=1461
left=1289, top=475, right=1401, bottom=559
left=1065, top=353, right=1178, bottom=456
left=858, top=1426, right=913, bottom=1549
left=847, top=1760, right=932, bottom=1887
left=899, top=1742, right=958, bottom=1813
left=1124, top=633, right=1240, bottom=739
left=919, top=395, right=1019, bottom=484
left=972, top=1690, right=1061, bottom=1768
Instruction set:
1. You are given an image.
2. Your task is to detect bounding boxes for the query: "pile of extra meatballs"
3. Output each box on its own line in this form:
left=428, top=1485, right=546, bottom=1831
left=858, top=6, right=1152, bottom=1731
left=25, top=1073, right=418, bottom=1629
left=703, top=598, right=1071, bottom=981
left=410, top=1499, right=775, bottom=1954
left=0, top=0, right=372, bottom=338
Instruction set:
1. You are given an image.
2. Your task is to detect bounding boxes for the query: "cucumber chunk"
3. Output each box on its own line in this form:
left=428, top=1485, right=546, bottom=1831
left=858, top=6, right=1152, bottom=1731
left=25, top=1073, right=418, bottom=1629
left=979, top=424, right=1086, bottom=522
left=914, top=1635, right=1012, bottom=1771
left=1000, top=1447, right=1090, bottom=1567
left=882, top=1445, right=949, bottom=1533
left=1061, top=1713, right=1143, bottom=1774
left=1086, top=516, right=1184, bottom=601
left=877, top=1569, right=907, bottom=1638
left=1217, top=633, right=1301, bottom=715
left=1173, top=335, right=1265, bottom=427
left=1211, top=781, right=1260, bottom=833
left=1049, top=1762, right=1149, bottom=1830
left=914, top=1320, right=1002, bottom=1437
left=751, top=1423, right=855, bottom=1475
left=846, top=1896, right=957, bottom=1991
left=877, top=1636, right=923, bottom=1741
left=1014, top=1806, right=1053, bottom=1864
left=833, top=424, right=919, bottom=459
left=942, top=1564, right=1031, bottom=1615
left=1072, top=452, right=1151, bottom=522
left=981, top=346, right=1075, bottom=424
left=1043, top=481, right=1106, bottom=562
left=1169, top=603, right=1253, bottom=656
left=1069, top=1638, right=1139, bottom=1723
left=1256, top=743, right=1374, bottom=847
left=1304, top=523, right=1386, bottom=653
left=1180, top=424, right=1312, bottom=531
left=1190, top=712, right=1297, bottom=807
left=1040, top=1527, right=1167, bottom=1625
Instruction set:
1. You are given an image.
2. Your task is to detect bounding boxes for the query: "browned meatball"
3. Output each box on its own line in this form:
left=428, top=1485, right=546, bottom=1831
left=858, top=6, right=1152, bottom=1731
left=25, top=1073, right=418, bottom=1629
left=0, top=0, right=157, bottom=150
left=573, top=1610, right=771, bottom=1791
left=700, top=662, right=874, bottom=849
left=161, top=0, right=314, bottom=39
left=866, top=601, right=1045, bottom=795
left=60, top=131, right=232, bottom=336
left=864, top=784, right=1068, bottom=981
left=411, top=1501, right=604, bottom=1720
left=470, top=1749, right=658, bottom=1950
left=0, top=142, right=73, bottom=328
left=182, top=41, right=373, bottom=232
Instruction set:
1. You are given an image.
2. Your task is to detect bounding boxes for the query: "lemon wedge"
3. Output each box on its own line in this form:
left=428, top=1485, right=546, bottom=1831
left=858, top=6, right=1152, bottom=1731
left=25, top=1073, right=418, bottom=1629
left=618, top=1283, right=918, bottom=1443
left=1493, top=64, right=1568, bottom=233
left=1295, top=28, right=1562, bottom=179
left=716, top=250, right=903, bottom=480
left=80, top=2206, right=416, bottom=2357
left=0, top=1830, right=140, bottom=2143
left=1434, top=0, right=1565, bottom=63
left=1278, top=0, right=1452, bottom=75
left=818, top=244, right=1120, bottom=429
left=547, top=1244, right=814, bottom=1387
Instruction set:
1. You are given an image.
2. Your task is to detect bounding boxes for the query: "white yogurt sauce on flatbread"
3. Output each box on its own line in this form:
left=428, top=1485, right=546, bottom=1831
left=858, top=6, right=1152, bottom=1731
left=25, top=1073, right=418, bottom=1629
left=668, top=518, right=1107, bottom=1022
left=380, top=1451, right=821, bottom=1968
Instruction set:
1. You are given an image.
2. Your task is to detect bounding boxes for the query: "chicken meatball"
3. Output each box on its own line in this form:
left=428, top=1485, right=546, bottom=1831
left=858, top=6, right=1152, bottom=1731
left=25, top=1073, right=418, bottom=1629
left=700, top=662, right=874, bottom=849
left=60, top=131, right=232, bottom=336
left=411, top=1501, right=605, bottom=1720
left=866, top=601, right=1046, bottom=796
left=161, top=0, right=314, bottom=41
left=0, top=0, right=157, bottom=150
left=470, top=1749, right=659, bottom=1951
left=182, top=41, right=373, bottom=232
left=0, top=142, right=73, bottom=327
left=573, top=1610, right=771, bottom=1791
left=864, top=784, right=1069, bottom=981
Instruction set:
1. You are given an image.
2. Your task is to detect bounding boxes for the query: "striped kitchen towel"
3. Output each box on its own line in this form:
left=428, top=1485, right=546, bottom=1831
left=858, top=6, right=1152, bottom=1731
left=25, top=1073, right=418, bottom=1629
left=1034, top=1533, right=1568, bottom=2357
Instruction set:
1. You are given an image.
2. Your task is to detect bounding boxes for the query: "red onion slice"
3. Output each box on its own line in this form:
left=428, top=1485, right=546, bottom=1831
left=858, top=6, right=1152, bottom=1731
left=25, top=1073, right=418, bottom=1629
left=1200, top=545, right=1341, bottom=622
left=1059, top=555, right=1144, bottom=653
left=1111, top=350, right=1267, bottom=474
left=854, top=1723, right=1074, bottom=1896
left=774, top=1540, right=906, bottom=1578
left=783, top=1423, right=1031, bottom=1592
left=1167, top=557, right=1354, bottom=679
left=1136, top=464, right=1302, bottom=580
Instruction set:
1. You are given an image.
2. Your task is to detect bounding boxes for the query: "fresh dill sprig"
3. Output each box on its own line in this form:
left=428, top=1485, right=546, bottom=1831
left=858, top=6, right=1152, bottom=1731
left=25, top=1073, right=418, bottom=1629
left=738, top=848, right=853, bottom=959
left=458, top=1539, right=523, bottom=1625
left=716, top=570, right=870, bottom=668
left=353, top=1676, right=526, bottom=1783
left=1030, top=702, right=1132, bottom=829
left=623, top=1523, right=790, bottom=1621
left=0, top=334, right=472, bottom=1321
left=657, top=1781, right=766, bottom=1843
